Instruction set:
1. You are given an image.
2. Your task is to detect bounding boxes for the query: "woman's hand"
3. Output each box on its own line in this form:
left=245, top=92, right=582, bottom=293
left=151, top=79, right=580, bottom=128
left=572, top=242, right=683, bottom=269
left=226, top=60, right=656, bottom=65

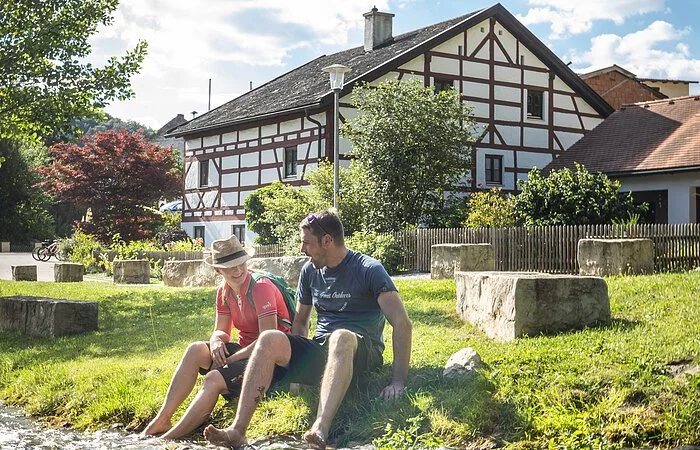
left=209, top=337, right=229, bottom=368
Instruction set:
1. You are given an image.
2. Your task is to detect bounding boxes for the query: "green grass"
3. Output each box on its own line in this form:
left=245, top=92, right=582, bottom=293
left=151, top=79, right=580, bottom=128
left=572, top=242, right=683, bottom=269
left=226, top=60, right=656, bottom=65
left=1, top=273, right=699, bottom=449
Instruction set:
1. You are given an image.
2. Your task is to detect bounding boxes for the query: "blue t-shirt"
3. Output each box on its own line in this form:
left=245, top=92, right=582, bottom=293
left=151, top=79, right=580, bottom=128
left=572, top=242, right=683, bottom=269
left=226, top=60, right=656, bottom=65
left=297, top=249, right=397, bottom=352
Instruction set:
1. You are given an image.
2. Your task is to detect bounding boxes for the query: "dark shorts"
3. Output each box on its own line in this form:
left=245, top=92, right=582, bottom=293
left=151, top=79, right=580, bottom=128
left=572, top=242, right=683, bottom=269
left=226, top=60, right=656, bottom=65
left=272, top=332, right=383, bottom=386
left=199, top=342, right=247, bottom=401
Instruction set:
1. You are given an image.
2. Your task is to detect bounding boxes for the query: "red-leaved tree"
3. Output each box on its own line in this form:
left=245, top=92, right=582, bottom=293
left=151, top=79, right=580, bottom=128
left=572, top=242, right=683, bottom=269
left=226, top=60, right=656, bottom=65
left=36, top=130, right=181, bottom=242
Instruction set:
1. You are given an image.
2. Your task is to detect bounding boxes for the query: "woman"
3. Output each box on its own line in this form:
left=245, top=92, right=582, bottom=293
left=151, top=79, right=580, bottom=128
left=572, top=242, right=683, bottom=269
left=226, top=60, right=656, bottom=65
left=141, top=235, right=291, bottom=439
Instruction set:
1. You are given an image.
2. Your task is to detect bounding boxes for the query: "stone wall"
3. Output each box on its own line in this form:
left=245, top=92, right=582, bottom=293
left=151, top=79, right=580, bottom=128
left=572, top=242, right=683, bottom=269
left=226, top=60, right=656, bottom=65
left=578, top=238, right=654, bottom=276
left=431, top=244, right=495, bottom=279
left=248, top=256, right=308, bottom=288
left=0, top=296, right=98, bottom=337
left=54, top=263, right=84, bottom=282
left=113, top=259, right=150, bottom=284
left=455, top=271, right=610, bottom=341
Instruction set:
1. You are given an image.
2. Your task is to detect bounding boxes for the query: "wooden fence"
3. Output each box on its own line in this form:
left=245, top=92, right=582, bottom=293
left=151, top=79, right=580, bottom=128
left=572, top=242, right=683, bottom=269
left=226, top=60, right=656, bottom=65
left=394, top=224, right=700, bottom=274
left=244, top=224, right=700, bottom=274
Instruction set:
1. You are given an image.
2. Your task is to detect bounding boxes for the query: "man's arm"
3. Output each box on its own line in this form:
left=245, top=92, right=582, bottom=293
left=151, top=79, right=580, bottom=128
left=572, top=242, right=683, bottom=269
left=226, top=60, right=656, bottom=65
left=377, top=290, right=412, bottom=400
left=291, top=302, right=313, bottom=338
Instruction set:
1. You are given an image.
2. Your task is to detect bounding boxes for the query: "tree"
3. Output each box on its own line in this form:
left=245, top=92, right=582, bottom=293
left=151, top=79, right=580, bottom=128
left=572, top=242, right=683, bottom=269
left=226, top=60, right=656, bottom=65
left=0, top=0, right=147, bottom=142
left=513, top=164, right=646, bottom=226
left=465, top=188, right=517, bottom=228
left=0, top=139, right=55, bottom=242
left=341, top=79, right=477, bottom=232
left=35, top=130, right=181, bottom=242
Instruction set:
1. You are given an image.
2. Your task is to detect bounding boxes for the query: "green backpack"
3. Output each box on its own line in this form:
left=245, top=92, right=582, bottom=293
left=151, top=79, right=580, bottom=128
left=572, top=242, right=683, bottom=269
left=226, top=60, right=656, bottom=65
left=245, top=271, right=297, bottom=328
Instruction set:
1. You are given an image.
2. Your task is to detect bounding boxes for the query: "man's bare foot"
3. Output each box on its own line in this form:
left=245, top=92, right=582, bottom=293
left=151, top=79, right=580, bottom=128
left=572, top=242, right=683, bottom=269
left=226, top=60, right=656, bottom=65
left=140, top=416, right=172, bottom=437
left=204, top=424, right=247, bottom=448
left=303, top=429, right=327, bottom=450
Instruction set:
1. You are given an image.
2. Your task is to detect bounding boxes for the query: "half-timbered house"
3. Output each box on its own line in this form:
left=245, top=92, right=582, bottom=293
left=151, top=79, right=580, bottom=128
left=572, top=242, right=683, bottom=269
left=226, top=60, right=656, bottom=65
left=169, top=3, right=613, bottom=245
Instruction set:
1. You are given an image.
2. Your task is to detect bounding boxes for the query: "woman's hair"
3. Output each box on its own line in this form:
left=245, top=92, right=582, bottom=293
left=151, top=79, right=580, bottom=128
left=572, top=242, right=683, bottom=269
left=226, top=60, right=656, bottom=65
left=299, top=209, right=344, bottom=245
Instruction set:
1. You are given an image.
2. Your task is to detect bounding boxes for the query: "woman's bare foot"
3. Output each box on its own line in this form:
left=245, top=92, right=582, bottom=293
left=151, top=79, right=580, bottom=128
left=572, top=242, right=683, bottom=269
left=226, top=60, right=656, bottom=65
left=203, top=424, right=247, bottom=448
left=303, top=429, right=327, bottom=450
left=140, top=416, right=172, bottom=437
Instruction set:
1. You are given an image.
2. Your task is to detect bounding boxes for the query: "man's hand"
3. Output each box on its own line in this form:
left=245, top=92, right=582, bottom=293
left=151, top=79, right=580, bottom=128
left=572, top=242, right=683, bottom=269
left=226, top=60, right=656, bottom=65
left=209, top=338, right=229, bottom=368
left=379, top=381, right=406, bottom=400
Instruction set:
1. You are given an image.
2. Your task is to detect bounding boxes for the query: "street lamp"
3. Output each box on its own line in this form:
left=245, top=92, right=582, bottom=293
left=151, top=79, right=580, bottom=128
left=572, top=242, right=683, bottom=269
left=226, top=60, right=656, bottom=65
left=322, top=64, right=351, bottom=210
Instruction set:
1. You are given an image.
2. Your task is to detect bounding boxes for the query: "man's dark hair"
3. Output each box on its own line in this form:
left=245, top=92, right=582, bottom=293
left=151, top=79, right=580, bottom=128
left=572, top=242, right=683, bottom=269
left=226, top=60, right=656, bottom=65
left=300, top=209, right=344, bottom=245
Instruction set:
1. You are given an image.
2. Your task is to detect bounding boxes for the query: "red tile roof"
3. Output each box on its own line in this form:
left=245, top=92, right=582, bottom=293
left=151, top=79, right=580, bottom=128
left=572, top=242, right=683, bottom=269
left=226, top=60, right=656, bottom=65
left=546, top=95, right=700, bottom=175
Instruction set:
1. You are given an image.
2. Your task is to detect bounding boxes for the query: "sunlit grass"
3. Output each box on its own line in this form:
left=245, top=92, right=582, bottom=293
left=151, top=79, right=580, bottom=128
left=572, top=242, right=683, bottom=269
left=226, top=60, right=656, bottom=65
left=1, top=273, right=699, bottom=448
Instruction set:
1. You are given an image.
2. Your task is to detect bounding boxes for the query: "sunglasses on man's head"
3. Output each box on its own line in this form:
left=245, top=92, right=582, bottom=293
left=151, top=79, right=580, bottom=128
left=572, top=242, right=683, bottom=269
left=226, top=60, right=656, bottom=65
left=306, top=213, right=331, bottom=237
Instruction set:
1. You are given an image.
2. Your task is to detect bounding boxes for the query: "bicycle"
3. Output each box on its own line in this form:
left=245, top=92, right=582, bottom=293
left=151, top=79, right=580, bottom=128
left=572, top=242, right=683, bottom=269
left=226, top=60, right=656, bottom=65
left=32, top=240, right=68, bottom=262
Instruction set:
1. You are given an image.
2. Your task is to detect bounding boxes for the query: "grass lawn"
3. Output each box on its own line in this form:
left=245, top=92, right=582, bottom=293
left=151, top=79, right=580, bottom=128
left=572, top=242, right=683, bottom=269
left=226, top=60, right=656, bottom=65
left=0, top=273, right=699, bottom=449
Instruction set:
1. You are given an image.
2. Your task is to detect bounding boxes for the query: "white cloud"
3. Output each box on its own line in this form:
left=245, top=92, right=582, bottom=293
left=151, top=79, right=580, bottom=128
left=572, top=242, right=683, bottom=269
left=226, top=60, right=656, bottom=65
left=517, top=0, right=666, bottom=39
left=567, top=20, right=700, bottom=83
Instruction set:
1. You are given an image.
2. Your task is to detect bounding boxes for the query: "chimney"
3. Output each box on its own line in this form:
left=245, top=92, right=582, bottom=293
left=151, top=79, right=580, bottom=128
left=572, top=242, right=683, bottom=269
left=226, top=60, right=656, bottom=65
left=363, top=6, right=394, bottom=51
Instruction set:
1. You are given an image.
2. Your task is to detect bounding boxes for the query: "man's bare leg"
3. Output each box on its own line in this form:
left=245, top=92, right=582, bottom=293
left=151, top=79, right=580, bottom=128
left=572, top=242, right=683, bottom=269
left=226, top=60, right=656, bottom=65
left=160, top=370, right=228, bottom=439
left=304, top=329, right=358, bottom=449
left=204, top=330, right=292, bottom=448
left=142, top=341, right=211, bottom=436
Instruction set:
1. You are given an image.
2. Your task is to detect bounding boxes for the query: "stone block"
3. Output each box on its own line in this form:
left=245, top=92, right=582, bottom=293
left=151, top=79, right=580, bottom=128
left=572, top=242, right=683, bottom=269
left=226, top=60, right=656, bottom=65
left=0, top=296, right=98, bottom=337
left=455, top=271, right=610, bottom=341
left=0, top=242, right=9, bottom=252
left=54, top=263, right=84, bottom=282
left=248, top=256, right=308, bottom=288
left=113, top=259, right=150, bottom=284
left=12, top=265, right=37, bottom=281
left=431, top=243, right=495, bottom=279
left=578, top=238, right=654, bottom=276
left=163, top=260, right=221, bottom=287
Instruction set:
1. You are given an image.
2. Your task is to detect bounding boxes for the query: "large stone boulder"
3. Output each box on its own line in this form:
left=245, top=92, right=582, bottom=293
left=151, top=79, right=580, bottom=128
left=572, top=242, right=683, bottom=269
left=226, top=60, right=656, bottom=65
left=113, top=259, right=150, bottom=284
left=455, top=271, right=610, bottom=341
left=578, top=238, right=654, bottom=276
left=54, top=263, right=84, bottom=282
left=12, top=265, right=37, bottom=281
left=163, top=260, right=221, bottom=287
left=248, top=256, right=308, bottom=288
left=0, top=296, right=98, bottom=337
left=431, top=243, right=495, bottom=279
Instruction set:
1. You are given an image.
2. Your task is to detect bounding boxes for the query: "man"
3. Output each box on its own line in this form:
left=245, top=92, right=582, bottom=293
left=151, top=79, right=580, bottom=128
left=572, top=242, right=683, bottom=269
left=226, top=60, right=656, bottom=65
left=204, top=209, right=412, bottom=449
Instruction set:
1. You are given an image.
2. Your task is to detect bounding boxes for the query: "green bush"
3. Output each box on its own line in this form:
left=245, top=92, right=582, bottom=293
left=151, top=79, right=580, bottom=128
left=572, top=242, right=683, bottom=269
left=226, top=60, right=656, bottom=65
left=64, top=230, right=107, bottom=272
left=465, top=188, right=517, bottom=228
left=346, top=231, right=404, bottom=275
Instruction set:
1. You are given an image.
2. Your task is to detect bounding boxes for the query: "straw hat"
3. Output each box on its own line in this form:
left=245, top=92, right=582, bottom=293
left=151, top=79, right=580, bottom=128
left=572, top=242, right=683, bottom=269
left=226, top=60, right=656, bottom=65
left=204, top=235, right=254, bottom=268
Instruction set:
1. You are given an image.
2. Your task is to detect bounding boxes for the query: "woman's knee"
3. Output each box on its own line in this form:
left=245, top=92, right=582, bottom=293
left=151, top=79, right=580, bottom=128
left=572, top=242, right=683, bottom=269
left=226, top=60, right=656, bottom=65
left=184, top=341, right=211, bottom=366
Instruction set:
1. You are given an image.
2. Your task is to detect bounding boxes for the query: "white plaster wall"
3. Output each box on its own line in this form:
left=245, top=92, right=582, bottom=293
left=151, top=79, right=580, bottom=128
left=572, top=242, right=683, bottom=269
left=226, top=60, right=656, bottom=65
left=463, top=61, right=489, bottom=79
left=495, top=24, right=517, bottom=62
left=221, top=192, right=238, bottom=207
left=261, top=149, right=277, bottom=164
left=475, top=148, right=515, bottom=190
left=185, top=138, right=202, bottom=150
left=432, top=33, right=463, bottom=54
left=222, top=155, right=239, bottom=170
left=185, top=193, right=199, bottom=208
left=239, top=171, right=258, bottom=187
left=203, top=191, right=217, bottom=208
left=619, top=171, right=700, bottom=224
left=183, top=220, right=252, bottom=246
left=524, top=70, right=549, bottom=88
left=494, top=104, right=521, bottom=122
left=574, top=98, right=598, bottom=115
left=519, top=46, right=547, bottom=69
left=222, top=173, right=239, bottom=188
left=523, top=89, right=549, bottom=123
left=185, top=162, right=198, bottom=189
left=554, top=93, right=574, bottom=110
left=222, top=132, right=236, bottom=144
left=554, top=112, right=582, bottom=129
left=239, top=190, right=253, bottom=207
left=523, top=127, right=548, bottom=148
left=240, top=153, right=258, bottom=168
left=494, top=85, right=520, bottom=103
left=239, top=128, right=258, bottom=141
left=495, top=125, right=520, bottom=146
left=369, top=72, right=400, bottom=86
left=475, top=45, right=490, bottom=60
left=463, top=80, right=490, bottom=99
left=553, top=78, right=574, bottom=93
left=261, top=124, right=276, bottom=137
left=469, top=101, right=490, bottom=118
left=555, top=131, right=584, bottom=150
left=466, top=20, right=490, bottom=55
left=203, top=135, right=219, bottom=147
left=517, top=152, right=552, bottom=170
left=261, top=168, right=278, bottom=183
left=432, top=56, right=460, bottom=76
left=208, top=160, right=218, bottom=186
left=399, top=55, right=424, bottom=73
left=582, top=116, right=603, bottom=130
left=304, top=113, right=326, bottom=129
left=494, top=66, right=520, bottom=84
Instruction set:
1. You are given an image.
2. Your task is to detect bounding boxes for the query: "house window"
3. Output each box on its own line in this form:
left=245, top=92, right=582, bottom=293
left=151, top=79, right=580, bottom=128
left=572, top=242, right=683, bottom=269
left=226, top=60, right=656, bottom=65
left=485, top=155, right=503, bottom=185
left=199, top=160, right=209, bottom=187
left=434, top=78, right=454, bottom=94
left=193, top=226, right=205, bottom=244
left=284, top=146, right=298, bottom=178
left=527, top=90, right=544, bottom=119
left=232, top=224, right=245, bottom=244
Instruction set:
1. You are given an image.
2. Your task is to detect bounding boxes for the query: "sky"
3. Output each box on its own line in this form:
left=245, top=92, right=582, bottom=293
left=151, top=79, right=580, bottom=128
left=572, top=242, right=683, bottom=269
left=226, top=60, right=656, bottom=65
left=89, top=0, right=700, bottom=130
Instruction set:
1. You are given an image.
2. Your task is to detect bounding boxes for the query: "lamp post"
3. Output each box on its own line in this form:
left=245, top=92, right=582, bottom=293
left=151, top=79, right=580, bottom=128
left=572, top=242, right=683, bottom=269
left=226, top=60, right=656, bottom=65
left=322, top=64, right=351, bottom=210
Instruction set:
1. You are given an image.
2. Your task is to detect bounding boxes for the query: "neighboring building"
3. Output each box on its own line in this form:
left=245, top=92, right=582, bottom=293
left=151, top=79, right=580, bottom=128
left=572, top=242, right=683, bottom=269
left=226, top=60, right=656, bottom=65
left=581, top=65, right=698, bottom=109
left=153, top=113, right=188, bottom=158
left=168, top=3, right=612, bottom=245
left=545, top=95, right=700, bottom=224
